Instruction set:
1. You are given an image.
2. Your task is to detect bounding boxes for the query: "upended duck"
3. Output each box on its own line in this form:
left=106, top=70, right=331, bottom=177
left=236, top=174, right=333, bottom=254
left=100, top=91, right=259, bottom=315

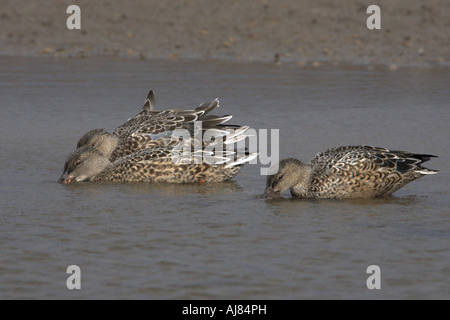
left=59, top=91, right=256, bottom=183
left=264, top=145, right=438, bottom=199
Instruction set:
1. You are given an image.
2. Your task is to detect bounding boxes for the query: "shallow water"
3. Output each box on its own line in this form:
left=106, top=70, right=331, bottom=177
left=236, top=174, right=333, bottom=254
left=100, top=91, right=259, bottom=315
left=0, top=57, right=449, bottom=299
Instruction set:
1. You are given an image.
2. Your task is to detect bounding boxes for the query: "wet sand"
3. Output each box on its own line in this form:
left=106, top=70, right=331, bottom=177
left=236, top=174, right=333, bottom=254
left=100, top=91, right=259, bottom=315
left=1, top=0, right=449, bottom=67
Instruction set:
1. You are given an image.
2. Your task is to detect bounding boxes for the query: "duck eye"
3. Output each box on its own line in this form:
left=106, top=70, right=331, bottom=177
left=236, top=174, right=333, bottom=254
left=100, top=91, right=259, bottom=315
left=75, top=160, right=82, bottom=166
left=278, top=174, right=284, bottom=180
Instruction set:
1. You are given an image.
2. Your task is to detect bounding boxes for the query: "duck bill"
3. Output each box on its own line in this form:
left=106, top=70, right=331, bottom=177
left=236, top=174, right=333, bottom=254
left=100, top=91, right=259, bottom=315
left=58, top=173, right=73, bottom=184
left=263, top=187, right=280, bottom=199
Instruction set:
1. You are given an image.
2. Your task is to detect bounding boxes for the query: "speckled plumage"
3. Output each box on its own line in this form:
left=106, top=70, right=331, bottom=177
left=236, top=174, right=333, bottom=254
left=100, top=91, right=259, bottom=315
left=92, top=147, right=244, bottom=183
left=59, top=91, right=255, bottom=183
left=264, top=145, right=438, bottom=199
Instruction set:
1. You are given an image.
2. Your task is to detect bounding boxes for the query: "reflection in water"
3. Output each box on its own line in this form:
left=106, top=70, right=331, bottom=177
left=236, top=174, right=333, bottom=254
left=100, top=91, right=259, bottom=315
left=119, top=180, right=244, bottom=197
left=318, top=195, right=424, bottom=207
left=62, top=180, right=243, bottom=192
left=262, top=194, right=428, bottom=217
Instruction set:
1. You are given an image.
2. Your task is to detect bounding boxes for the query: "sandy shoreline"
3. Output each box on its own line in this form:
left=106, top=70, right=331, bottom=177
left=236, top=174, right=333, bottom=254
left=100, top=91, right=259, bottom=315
left=1, top=0, right=449, bottom=67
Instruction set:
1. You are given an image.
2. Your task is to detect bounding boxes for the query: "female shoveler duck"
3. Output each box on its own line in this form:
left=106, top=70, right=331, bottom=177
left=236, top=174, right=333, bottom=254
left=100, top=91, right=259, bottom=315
left=59, top=90, right=256, bottom=184
left=264, top=145, right=438, bottom=199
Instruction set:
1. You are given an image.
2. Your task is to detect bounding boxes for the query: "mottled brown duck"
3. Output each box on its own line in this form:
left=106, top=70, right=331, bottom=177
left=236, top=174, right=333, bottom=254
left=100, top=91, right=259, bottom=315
left=264, top=145, right=438, bottom=199
left=59, top=91, right=256, bottom=183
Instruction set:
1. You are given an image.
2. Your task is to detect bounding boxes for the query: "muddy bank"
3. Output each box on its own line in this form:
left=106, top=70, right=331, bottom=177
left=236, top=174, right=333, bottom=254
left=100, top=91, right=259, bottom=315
left=1, top=0, right=449, bottom=67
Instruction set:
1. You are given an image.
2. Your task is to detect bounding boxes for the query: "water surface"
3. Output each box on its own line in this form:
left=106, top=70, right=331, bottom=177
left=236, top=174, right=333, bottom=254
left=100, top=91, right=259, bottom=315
left=0, top=57, right=449, bottom=299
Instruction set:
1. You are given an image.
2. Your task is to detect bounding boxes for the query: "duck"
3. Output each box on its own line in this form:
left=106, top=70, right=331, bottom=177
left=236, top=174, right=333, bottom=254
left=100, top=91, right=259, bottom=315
left=58, top=90, right=256, bottom=183
left=264, top=145, right=438, bottom=199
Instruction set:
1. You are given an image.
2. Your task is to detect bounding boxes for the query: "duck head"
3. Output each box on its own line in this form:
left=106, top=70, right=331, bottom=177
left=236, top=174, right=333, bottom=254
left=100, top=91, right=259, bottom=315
left=76, top=128, right=119, bottom=158
left=58, top=146, right=111, bottom=183
left=263, top=158, right=311, bottom=199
